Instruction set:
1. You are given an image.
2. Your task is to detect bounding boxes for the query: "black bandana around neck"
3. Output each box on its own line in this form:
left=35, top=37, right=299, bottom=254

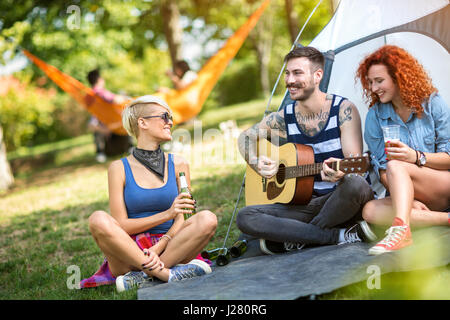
left=132, top=147, right=165, bottom=181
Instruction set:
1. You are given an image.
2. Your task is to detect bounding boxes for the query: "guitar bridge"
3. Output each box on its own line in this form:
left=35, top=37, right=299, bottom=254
left=262, top=177, right=267, bottom=192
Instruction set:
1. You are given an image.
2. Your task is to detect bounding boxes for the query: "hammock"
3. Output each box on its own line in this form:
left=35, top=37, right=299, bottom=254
left=23, top=0, right=270, bottom=135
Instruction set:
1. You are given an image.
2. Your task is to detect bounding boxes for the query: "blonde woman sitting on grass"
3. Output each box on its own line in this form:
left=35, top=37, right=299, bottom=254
left=80, top=95, right=217, bottom=292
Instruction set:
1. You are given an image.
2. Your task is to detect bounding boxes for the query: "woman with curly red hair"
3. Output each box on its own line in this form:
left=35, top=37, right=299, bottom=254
left=356, top=45, right=450, bottom=255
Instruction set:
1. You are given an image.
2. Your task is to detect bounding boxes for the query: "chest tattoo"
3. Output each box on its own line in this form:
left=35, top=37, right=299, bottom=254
left=295, top=109, right=330, bottom=137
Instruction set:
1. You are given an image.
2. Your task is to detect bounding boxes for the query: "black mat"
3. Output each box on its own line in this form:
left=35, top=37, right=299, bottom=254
left=138, top=226, right=449, bottom=300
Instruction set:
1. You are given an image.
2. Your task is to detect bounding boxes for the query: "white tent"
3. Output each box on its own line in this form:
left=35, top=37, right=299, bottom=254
left=280, top=0, right=449, bottom=152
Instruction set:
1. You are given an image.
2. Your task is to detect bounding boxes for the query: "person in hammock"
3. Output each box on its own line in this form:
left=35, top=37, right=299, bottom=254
left=158, top=60, right=198, bottom=93
left=87, top=69, right=132, bottom=163
left=80, top=95, right=217, bottom=292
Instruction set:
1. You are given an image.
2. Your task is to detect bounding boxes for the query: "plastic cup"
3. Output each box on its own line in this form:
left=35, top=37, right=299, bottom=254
left=382, top=125, right=400, bottom=146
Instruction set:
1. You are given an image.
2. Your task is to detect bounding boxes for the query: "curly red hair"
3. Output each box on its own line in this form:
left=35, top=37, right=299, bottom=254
left=355, top=45, right=436, bottom=117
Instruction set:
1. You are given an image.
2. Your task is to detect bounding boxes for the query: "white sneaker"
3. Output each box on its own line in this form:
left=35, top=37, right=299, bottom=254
left=116, top=271, right=150, bottom=292
left=260, top=239, right=304, bottom=255
left=96, top=153, right=107, bottom=163
left=168, top=259, right=211, bottom=282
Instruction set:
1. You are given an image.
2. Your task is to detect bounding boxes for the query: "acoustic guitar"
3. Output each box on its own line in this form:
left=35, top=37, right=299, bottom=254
left=245, top=139, right=370, bottom=206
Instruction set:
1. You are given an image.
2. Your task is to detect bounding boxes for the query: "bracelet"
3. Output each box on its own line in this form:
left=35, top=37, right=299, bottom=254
left=160, top=234, right=172, bottom=242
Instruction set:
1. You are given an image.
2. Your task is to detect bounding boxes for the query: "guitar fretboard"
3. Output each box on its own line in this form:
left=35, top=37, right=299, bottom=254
left=284, top=162, right=338, bottom=179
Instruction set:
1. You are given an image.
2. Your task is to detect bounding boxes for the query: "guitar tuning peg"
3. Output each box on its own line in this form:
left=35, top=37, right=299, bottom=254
left=349, top=153, right=353, bottom=158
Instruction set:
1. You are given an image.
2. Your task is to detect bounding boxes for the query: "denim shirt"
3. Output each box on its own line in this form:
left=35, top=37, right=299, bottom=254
left=364, top=92, right=450, bottom=180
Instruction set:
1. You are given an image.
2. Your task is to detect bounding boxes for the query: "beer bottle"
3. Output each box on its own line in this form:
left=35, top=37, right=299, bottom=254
left=230, top=239, right=248, bottom=258
left=179, top=172, right=196, bottom=220
left=201, top=248, right=221, bottom=261
left=216, top=248, right=230, bottom=266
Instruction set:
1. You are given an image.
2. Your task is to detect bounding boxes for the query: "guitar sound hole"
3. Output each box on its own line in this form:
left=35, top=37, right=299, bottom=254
left=276, top=164, right=286, bottom=184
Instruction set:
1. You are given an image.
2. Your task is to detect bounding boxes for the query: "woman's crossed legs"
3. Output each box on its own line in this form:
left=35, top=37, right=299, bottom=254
left=88, top=210, right=217, bottom=281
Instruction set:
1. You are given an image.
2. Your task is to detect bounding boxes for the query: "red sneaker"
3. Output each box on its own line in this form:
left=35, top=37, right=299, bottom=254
left=368, top=218, right=413, bottom=255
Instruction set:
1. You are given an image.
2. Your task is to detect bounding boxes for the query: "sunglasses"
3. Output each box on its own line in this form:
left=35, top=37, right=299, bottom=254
left=141, top=112, right=173, bottom=124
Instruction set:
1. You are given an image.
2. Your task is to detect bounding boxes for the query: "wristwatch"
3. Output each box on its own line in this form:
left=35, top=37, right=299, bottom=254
left=417, top=151, right=426, bottom=167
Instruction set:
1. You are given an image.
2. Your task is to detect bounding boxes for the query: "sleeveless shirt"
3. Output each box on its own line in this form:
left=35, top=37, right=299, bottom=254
left=121, top=154, right=178, bottom=234
left=284, top=94, right=346, bottom=196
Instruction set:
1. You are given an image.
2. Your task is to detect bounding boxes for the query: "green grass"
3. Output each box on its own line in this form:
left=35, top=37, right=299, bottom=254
left=1, top=95, right=448, bottom=300
left=0, top=96, right=270, bottom=300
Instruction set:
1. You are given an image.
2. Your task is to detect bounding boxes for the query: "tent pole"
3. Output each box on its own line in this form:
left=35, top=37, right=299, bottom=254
left=222, top=0, right=327, bottom=250
left=266, top=0, right=325, bottom=115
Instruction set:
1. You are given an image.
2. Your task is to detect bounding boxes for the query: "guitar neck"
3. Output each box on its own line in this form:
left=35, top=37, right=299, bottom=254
left=284, top=162, right=338, bottom=179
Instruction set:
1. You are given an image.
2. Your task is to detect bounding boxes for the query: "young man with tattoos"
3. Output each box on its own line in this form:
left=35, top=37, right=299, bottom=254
left=236, top=47, right=377, bottom=254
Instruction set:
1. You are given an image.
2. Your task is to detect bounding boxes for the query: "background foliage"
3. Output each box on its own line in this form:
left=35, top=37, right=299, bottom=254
left=0, top=0, right=332, bottom=150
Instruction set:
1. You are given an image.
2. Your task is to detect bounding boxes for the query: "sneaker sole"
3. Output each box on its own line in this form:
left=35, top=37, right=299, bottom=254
left=116, top=275, right=127, bottom=293
left=368, top=246, right=387, bottom=255
left=359, top=220, right=378, bottom=242
left=259, top=239, right=274, bottom=255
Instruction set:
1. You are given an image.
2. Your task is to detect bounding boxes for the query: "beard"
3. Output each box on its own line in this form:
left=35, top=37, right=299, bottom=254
left=287, top=81, right=315, bottom=101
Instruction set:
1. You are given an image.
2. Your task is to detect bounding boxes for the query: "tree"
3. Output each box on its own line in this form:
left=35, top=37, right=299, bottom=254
left=161, top=0, right=183, bottom=67
left=0, top=0, right=333, bottom=114
left=0, top=125, right=14, bottom=191
left=249, top=9, right=273, bottom=97
left=284, top=0, right=299, bottom=44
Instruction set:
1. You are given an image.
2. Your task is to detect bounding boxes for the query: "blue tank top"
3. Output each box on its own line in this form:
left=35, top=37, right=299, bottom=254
left=121, top=154, right=178, bottom=234
left=284, top=94, right=346, bottom=196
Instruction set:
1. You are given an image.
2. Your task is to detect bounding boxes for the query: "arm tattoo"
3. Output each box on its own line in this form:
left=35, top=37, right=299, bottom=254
left=265, top=113, right=287, bottom=146
left=265, top=113, right=286, bottom=132
left=237, top=112, right=288, bottom=169
left=339, top=102, right=353, bottom=126
left=238, top=124, right=259, bottom=167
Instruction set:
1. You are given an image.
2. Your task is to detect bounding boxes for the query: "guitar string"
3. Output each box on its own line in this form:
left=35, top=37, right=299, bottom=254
left=274, top=159, right=368, bottom=175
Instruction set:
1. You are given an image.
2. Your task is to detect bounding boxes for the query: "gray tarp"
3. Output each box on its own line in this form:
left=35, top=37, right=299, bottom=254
left=138, top=226, right=449, bottom=300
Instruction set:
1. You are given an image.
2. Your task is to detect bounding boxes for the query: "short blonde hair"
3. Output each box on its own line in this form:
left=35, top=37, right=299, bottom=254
left=122, top=95, right=172, bottom=139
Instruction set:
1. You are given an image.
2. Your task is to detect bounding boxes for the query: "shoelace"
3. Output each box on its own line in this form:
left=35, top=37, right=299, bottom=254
left=377, top=225, right=407, bottom=248
left=125, top=271, right=147, bottom=287
left=284, top=242, right=305, bottom=251
left=172, top=265, right=201, bottom=281
left=338, top=226, right=361, bottom=245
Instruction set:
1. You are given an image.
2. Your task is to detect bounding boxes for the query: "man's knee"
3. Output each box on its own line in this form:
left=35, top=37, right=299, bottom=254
left=339, top=175, right=374, bottom=203
left=236, top=207, right=254, bottom=233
